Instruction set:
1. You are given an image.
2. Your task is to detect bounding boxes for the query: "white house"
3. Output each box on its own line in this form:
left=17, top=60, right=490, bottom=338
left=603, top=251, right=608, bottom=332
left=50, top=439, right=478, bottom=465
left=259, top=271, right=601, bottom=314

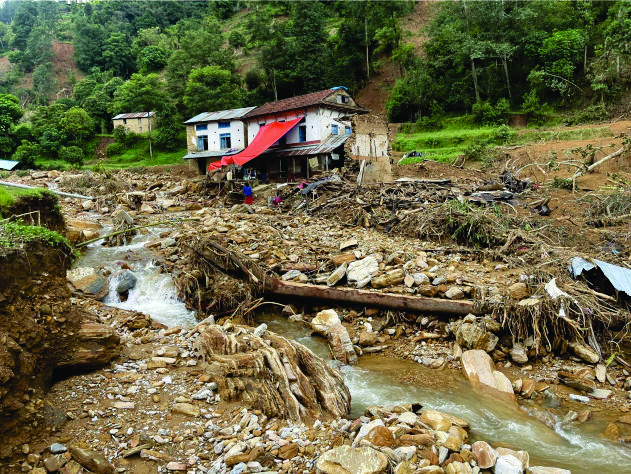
left=183, top=88, right=368, bottom=179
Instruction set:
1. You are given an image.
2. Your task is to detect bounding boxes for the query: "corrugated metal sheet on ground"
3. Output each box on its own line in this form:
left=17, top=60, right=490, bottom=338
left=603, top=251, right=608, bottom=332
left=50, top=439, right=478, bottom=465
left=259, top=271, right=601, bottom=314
left=113, top=112, right=156, bottom=120
left=184, top=107, right=257, bottom=124
left=569, top=257, right=631, bottom=297
left=0, top=159, right=19, bottom=170
left=183, top=149, right=243, bottom=160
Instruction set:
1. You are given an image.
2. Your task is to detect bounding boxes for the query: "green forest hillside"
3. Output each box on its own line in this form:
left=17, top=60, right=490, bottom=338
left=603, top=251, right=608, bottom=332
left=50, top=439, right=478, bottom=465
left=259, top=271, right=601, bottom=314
left=0, top=0, right=629, bottom=169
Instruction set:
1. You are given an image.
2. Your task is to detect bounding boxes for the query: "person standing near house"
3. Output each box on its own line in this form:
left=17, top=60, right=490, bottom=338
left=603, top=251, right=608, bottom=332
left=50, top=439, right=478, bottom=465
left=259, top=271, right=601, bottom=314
left=243, top=183, right=253, bottom=205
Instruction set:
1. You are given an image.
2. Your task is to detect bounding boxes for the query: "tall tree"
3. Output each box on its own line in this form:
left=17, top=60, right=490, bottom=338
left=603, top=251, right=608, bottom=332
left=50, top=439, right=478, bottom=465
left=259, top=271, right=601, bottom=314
left=183, top=66, right=244, bottom=115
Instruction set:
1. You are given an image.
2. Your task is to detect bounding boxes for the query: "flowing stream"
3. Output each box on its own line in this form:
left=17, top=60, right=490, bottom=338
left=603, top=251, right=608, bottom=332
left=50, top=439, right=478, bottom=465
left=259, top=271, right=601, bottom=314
left=77, top=232, right=631, bottom=474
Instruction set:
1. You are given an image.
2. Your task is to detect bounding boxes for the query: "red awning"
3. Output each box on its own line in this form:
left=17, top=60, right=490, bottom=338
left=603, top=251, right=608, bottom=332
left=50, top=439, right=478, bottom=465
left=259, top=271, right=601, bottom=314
left=221, top=117, right=302, bottom=167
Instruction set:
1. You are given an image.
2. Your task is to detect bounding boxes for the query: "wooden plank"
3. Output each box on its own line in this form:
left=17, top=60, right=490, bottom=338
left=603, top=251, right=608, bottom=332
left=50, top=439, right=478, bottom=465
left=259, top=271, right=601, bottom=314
left=266, top=279, right=477, bottom=315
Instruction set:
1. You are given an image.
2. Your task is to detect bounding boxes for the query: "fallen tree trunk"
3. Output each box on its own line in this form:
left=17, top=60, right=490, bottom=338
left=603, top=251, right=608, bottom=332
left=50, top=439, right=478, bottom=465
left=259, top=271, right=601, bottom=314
left=266, top=279, right=477, bottom=315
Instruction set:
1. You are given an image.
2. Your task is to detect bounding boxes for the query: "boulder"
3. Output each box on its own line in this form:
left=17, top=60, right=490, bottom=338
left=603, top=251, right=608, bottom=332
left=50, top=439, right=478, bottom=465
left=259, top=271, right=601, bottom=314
left=568, top=340, right=600, bottom=364
left=510, top=343, right=528, bottom=364
left=69, top=446, right=115, bottom=474
left=316, top=446, right=388, bottom=474
left=508, top=282, right=530, bottom=300
left=194, top=324, right=350, bottom=422
left=114, top=269, right=137, bottom=294
left=359, top=331, right=378, bottom=347
left=444, top=287, right=464, bottom=300
left=419, top=410, right=452, bottom=432
left=365, top=425, right=395, bottom=447
left=558, top=371, right=596, bottom=392
left=67, top=267, right=109, bottom=301
left=455, top=323, right=498, bottom=352
left=327, top=323, right=358, bottom=365
left=56, top=321, right=120, bottom=370
left=472, top=441, right=496, bottom=469
left=347, top=257, right=379, bottom=286
left=371, top=269, right=405, bottom=289
left=495, top=454, right=523, bottom=474
left=461, top=350, right=515, bottom=399
left=527, top=468, right=571, bottom=474
left=496, top=448, right=529, bottom=469
left=311, top=309, right=341, bottom=336
left=327, top=263, right=348, bottom=287
left=445, top=462, right=472, bottom=474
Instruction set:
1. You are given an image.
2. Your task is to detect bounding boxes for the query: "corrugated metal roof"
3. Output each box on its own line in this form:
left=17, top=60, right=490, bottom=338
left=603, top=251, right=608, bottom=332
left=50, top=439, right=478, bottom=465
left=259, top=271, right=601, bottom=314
left=183, top=149, right=243, bottom=160
left=244, top=90, right=369, bottom=119
left=265, top=134, right=349, bottom=157
left=113, top=112, right=156, bottom=120
left=184, top=107, right=257, bottom=124
left=0, top=159, right=19, bottom=170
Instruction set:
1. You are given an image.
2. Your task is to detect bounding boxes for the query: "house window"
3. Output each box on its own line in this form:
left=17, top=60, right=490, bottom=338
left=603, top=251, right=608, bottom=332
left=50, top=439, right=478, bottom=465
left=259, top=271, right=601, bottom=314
left=331, top=124, right=339, bottom=135
left=345, top=126, right=352, bottom=135
left=123, top=118, right=127, bottom=125
left=337, top=94, right=349, bottom=104
left=196, top=124, right=208, bottom=132
left=220, top=133, right=231, bottom=149
left=138, top=118, right=142, bottom=124
left=218, top=121, right=230, bottom=129
left=298, top=125, right=307, bottom=143
left=197, top=136, right=208, bottom=151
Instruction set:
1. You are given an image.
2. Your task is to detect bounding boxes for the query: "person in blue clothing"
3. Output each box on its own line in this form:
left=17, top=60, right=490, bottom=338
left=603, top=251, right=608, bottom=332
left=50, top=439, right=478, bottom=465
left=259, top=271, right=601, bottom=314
left=243, top=183, right=253, bottom=205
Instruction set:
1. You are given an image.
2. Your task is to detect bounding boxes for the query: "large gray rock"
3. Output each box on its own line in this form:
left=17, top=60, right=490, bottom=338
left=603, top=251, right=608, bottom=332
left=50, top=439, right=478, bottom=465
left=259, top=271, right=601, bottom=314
left=347, top=257, right=379, bottom=286
left=114, top=269, right=137, bottom=294
left=495, top=454, right=523, bottom=474
left=510, top=343, right=528, bottom=364
left=455, top=322, right=498, bottom=352
left=461, top=350, right=514, bottom=399
left=316, top=446, right=388, bottom=474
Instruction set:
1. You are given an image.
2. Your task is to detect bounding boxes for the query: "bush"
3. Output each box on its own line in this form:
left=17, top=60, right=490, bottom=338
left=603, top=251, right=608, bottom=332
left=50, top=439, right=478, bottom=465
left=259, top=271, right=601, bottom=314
left=565, top=105, right=610, bottom=125
left=463, top=139, right=490, bottom=161
left=59, top=146, right=85, bottom=165
left=112, top=125, right=127, bottom=144
left=522, top=90, right=553, bottom=127
left=12, top=141, right=42, bottom=168
left=472, top=99, right=510, bottom=125
left=491, top=124, right=516, bottom=144
left=106, top=142, right=125, bottom=157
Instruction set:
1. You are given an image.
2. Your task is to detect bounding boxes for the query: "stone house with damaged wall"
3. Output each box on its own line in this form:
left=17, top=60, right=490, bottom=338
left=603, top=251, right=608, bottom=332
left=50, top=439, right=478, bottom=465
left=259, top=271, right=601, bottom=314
left=112, top=112, right=156, bottom=134
left=184, top=88, right=370, bottom=180
left=344, top=114, right=392, bottom=185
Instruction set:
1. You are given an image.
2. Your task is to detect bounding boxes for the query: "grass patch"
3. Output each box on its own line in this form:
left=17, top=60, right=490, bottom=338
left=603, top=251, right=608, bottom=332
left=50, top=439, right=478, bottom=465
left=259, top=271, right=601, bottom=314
left=393, top=116, right=615, bottom=165
left=0, top=221, right=74, bottom=255
left=0, top=185, right=47, bottom=212
left=85, top=132, right=188, bottom=170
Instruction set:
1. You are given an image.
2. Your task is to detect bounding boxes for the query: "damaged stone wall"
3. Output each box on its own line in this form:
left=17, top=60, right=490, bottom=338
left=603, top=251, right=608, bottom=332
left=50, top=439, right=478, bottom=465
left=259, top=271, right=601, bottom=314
left=0, top=241, right=120, bottom=458
left=345, top=115, right=392, bottom=184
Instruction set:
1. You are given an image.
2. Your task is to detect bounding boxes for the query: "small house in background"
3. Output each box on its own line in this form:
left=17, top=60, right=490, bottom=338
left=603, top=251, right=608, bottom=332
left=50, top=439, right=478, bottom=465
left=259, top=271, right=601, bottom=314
left=112, top=112, right=156, bottom=134
left=183, top=107, right=256, bottom=174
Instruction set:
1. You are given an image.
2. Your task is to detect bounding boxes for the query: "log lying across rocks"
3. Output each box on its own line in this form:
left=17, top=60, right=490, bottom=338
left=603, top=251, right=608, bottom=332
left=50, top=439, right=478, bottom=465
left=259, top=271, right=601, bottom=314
left=265, top=279, right=477, bottom=315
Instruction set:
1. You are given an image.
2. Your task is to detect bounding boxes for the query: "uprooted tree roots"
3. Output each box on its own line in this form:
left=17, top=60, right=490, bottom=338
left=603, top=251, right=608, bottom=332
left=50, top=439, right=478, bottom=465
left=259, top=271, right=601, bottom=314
left=175, top=236, right=266, bottom=319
